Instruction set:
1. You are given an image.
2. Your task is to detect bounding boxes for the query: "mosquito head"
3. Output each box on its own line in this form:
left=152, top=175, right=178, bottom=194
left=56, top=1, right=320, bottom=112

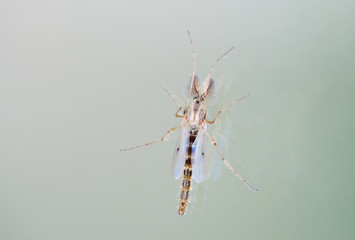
left=193, top=96, right=205, bottom=104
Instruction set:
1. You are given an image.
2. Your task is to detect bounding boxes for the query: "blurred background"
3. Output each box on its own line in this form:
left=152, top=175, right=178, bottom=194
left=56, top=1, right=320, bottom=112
left=1, top=0, right=354, bottom=239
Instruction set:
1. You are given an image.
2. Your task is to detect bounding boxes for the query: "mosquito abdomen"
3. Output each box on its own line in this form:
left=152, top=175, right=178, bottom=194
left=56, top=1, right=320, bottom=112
left=178, top=164, right=192, bottom=216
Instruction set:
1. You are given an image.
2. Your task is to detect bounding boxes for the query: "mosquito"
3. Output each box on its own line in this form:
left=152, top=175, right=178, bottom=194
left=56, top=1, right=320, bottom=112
left=121, top=31, right=259, bottom=216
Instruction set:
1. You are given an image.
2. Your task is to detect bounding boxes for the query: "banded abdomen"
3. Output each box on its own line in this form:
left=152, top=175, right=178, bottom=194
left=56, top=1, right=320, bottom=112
left=178, top=129, right=198, bottom=216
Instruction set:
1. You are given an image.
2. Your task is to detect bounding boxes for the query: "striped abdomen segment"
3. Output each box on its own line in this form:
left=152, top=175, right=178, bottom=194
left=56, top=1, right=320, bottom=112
left=178, top=160, right=192, bottom=215
left=178, top=129, right=198, bottom=216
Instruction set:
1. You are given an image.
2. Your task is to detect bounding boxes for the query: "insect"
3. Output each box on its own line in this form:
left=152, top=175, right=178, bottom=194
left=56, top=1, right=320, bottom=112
left=121, top=31, right=258, bottom=216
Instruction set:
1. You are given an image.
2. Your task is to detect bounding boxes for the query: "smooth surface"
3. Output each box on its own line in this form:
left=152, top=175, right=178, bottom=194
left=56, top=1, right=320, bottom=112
left=1, top=0, right=354, bottom=239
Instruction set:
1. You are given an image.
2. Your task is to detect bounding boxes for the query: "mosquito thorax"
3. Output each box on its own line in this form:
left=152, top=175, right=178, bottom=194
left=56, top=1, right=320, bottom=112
left=186, top=96, right=206, bottom=125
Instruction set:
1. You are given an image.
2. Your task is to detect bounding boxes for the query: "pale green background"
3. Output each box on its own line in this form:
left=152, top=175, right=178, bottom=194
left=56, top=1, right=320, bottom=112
left=1, top=0, right=354, bottom=239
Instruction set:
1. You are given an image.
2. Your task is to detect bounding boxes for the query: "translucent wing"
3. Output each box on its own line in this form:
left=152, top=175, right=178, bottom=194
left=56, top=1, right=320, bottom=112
left=192, top=129, right=207, bottom=183
left=171, top=125, right=189, bottom=179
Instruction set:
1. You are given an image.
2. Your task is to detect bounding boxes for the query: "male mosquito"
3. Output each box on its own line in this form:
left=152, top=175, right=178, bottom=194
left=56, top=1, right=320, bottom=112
left=121, top=31, right=258, bottom=216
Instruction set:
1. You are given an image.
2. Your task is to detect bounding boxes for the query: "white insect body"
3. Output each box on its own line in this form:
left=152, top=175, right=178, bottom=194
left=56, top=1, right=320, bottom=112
left=121, top=31, right=258, bottom=216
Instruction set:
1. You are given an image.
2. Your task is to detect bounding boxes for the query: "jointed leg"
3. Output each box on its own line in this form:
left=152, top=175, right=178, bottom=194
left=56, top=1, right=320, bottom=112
left=120, top=125, right=181, bottom=151
left=206, top=46, right=235, bottom=83
left=175, top=108, right=184, bottom=118
left=185, top=30, right=197, bottom=108
left=161, top=86, right=184, bottom=118
left=205, top=131, right=259, bottom=191
left=206, top=93, right=250, bottom=124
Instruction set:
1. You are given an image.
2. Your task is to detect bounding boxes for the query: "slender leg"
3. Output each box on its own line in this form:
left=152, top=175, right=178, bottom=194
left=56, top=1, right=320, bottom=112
left=206, top=46, right=235, bottom=83
left=185, top=30, right=197, bottom=109
left=120, top=125, right=181, bottom=151
left=161, top=86, right=181, bottom=108
left=205, top=131, right=259, bottom=191
left=206, top=93, right=250, bottom=124
left=175, top=108, right=184, bottom=118
left=161, top=86, right=184, bottom=118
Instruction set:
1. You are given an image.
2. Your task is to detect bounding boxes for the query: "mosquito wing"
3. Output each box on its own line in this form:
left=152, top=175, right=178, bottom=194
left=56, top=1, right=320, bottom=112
left=192, top=129, right=207, bottom=183
left=171, top=125, right=189, bottom=179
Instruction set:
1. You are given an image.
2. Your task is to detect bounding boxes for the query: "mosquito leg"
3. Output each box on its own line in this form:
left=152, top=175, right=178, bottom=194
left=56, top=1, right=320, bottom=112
left=205, top=131, right=259, bottom=191
left=206, top=46, right=235, bottom=83
left=206, top=93, right=250, bottom=125
left=161, top=86, right=184, bottom=118
left=161, top=86, right=181, bottom=108
left=175, top=108, right=184, bottom=118
left=185, top=30, right=197, bottom=109
left=120, top=125, right=181, bottom=151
